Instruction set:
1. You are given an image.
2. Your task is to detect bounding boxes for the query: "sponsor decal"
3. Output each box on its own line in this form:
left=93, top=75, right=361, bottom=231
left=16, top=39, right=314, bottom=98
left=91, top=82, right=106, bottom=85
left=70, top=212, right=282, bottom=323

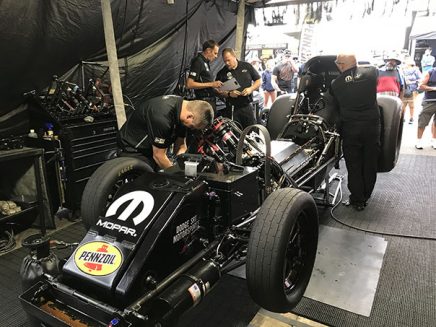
left=96, top=219, right=137, bottom=236
left=74, top=242, right=122, bottom=276
left=154, top=137, right=166, bottom=144
left=242, top=69, right=248, bottom=73
left=345, top=75, right=353, bottom=83
left=173, top=215, right=199, bottom=243
left=188, top=283, right=202, bottom=306
left=189, top=71, right=197, bottom=77
left=105, top=191, right=154, bottom=226
left=226, top=72, right=233, bottom=79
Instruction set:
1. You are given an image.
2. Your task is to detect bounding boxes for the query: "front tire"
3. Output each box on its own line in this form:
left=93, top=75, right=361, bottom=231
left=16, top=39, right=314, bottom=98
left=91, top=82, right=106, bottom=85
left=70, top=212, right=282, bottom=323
left=80, top=157, right=152, bottom=228
left=246, top=188, right=318, bottom=312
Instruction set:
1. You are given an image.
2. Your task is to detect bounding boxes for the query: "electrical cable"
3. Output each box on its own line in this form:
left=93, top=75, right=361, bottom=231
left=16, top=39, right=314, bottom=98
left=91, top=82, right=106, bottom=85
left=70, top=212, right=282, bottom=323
left=329, top=176, right=436, bottom=241
left=175, top=0, right=190, bottom=95
left=0, top=225, right=16, bottom=254
left=123, top=94, right=135, bottom=110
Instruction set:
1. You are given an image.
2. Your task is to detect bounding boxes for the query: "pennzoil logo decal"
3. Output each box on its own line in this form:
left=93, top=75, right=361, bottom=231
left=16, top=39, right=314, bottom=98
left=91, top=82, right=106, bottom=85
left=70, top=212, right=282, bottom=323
left=74, top=242, right=123, bottom=276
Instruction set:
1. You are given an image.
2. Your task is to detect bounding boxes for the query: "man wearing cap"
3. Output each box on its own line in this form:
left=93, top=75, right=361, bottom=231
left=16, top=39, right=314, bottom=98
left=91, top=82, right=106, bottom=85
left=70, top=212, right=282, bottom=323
left=377, top=55, right=404, bottom=98
left=187, top=40, right=223, bottom=112
left=330, top=53, right=380, bottom=211
left=271, top=50, right=299, bottom=94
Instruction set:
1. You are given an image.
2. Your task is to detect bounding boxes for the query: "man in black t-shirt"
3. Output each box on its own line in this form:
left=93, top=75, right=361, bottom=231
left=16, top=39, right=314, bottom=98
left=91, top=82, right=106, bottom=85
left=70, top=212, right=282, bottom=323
left=216, top=48, right=261, bottom=129
left=118, top=95, right=213, bottom=170
left=330, top=53, right=380, bottom=211
left=187, top=40, right=223, bottom=111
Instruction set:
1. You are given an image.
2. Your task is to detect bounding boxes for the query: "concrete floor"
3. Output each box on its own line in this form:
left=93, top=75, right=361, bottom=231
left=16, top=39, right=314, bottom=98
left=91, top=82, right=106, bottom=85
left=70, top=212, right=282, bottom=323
left=399, top=93, right=436, bottom=156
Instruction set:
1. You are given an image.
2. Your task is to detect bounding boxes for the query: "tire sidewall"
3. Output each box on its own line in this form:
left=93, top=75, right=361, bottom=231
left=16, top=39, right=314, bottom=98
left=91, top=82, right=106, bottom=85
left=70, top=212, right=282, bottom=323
left=377, top=95, right=403, bottom=172
left=247, top=188, right=318, bottom=312
left=267, top=94, right=295, bottom=139
left=272, top=191, right=318, bottom=308
left=81, top=157, right=152, bottom=228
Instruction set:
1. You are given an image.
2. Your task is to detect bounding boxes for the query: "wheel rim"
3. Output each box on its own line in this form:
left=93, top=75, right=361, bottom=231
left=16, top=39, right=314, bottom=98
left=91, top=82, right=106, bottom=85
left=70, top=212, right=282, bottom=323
left=283, top=211, right=309, bottom=294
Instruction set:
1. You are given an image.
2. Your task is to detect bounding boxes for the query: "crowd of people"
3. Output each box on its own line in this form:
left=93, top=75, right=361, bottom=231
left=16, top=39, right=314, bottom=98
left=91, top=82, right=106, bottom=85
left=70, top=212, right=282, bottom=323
left=374, top=48, right=436, bottom=150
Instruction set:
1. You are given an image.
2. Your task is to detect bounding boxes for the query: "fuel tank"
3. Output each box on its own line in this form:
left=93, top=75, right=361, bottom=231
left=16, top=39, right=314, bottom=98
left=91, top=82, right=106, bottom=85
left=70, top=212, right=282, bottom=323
left=270, top=139, right=311, bottom=177
left=62, top=171, right=208, bottom=301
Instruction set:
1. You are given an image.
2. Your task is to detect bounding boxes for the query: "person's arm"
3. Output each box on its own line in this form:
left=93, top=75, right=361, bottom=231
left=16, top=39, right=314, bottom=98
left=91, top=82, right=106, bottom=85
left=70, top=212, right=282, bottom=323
left=187, top=58, right=223, bottom=90
left=173, top=136, right=187, bottom=155
left=215, top=70, right=240, bottom=98
left=186, top=78, right=222, bottom=89
left=290, top=60, right=299, bottom=73
left=398, top=69, right=405, bottom=99
left=271, top=74, right=281, bottom=92
left=271, top=65, right=281, bottom=92
left=418, top=71, right=436, bottom=92
left=242, top=78, right=261, bottom=96
left=152, top=146, right=173, bottom=170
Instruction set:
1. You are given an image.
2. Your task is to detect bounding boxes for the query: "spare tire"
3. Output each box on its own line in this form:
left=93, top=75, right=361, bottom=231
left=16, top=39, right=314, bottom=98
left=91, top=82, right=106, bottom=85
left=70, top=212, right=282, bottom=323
left=377, top=95, right=403, bottom=172
left=81, top=157, right=152, bottom=228
left=266, top=94, right=296, bottom=140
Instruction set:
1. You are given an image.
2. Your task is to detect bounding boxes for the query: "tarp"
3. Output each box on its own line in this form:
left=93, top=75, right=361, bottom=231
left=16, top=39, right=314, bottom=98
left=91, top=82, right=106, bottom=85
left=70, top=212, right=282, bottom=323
left=410, top=16, right=436, bottom=40
left=0, top=0, right=252, bottom=137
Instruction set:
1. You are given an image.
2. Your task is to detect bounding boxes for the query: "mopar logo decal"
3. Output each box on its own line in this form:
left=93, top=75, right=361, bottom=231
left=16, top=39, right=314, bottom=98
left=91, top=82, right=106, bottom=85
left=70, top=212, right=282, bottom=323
left=105, top=191, right=154, bottom=226
left=96, top=220, right=137, bottom=236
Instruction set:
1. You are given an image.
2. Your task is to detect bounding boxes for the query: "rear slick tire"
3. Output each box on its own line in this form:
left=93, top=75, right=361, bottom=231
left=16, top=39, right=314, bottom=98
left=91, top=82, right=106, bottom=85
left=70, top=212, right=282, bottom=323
left=266, top=94, right=295, bottom=140
left=80, top=157, right=152, bottom=229
left=246, top=188, right=318, bottom=312
left=377, top=95, right=403, bottom=172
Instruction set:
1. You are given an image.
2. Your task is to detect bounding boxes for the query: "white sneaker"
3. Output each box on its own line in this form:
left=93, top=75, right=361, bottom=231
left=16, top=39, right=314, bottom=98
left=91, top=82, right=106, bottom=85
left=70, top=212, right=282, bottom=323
left=415, top=139, right=424, bottom=149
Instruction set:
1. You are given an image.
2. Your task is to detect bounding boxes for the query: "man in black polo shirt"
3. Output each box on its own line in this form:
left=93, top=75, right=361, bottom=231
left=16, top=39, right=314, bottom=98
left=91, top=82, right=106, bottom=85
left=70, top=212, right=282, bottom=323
left=187, top=40, right=223, bottom=112
left=330, top=53, right=380, bottom=211
left=216, top=48, right=261, bottom=129
left=118, top=95, right=213, bottom=171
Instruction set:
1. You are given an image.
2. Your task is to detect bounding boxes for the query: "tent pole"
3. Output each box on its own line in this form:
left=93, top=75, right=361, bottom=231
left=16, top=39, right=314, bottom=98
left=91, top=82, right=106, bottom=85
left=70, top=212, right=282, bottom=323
left=235, top=0, right=245, bottom=60
left=101, top=0, right=126, bottom=129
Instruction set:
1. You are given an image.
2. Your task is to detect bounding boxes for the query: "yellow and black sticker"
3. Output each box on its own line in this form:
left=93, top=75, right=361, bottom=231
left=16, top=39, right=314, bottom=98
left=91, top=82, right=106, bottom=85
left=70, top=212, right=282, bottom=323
left=74, top=241, right=123, bottom=276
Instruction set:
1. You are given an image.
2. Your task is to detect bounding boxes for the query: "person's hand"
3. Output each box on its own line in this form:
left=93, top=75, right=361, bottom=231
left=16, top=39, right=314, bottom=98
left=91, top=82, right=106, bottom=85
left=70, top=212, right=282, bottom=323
left=229, top=90, right=241, bottom=98
left=241, top=87, right=253, bottom=96
left=211, top=81, right=223, bottom=88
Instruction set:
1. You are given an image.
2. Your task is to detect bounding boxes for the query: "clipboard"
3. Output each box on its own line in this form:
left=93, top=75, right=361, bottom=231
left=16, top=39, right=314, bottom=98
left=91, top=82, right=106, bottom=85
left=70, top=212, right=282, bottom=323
left=218, top=78, right=241, bottom=92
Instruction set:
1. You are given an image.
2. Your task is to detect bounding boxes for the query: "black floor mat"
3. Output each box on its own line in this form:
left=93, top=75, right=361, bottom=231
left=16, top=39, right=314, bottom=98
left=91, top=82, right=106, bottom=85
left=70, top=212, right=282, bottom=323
left=293, top=154, right=436, bottom=326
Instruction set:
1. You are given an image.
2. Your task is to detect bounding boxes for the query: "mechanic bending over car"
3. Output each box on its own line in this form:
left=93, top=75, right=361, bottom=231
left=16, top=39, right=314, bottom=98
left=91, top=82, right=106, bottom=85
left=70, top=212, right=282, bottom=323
left=118, top=95, right=214, bottom=171
left=330, top=53, right=380, bottom=212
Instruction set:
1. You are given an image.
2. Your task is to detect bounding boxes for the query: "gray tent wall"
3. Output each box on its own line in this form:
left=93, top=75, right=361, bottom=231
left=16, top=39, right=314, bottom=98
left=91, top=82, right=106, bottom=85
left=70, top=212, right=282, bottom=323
left=409, top=15, right=436, bottom=67
left=0, top=0, right=252, bottom=137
